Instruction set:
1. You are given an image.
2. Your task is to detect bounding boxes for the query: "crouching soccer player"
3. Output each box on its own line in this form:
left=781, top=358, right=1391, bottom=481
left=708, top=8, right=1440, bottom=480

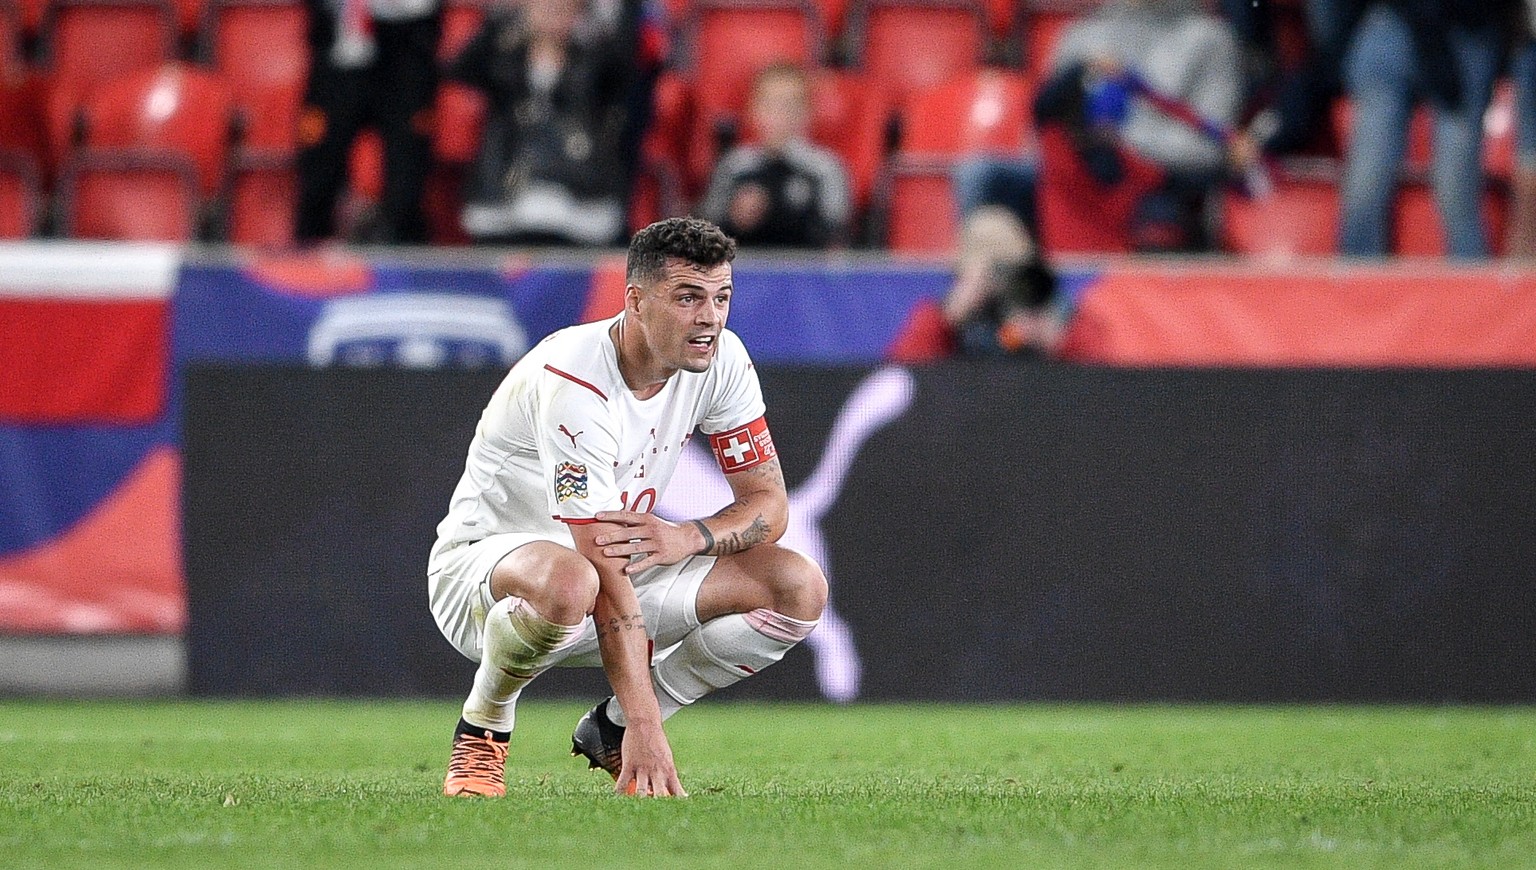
left=427, top=217, right=827, bottom=797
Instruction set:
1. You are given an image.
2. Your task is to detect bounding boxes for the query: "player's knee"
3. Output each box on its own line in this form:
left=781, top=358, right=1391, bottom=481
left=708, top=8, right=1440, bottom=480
left=498, top=545, right=598, bottom=624
left=766, top=547, right=827, bottom=621
left=541, top=553, right=599, bottom=623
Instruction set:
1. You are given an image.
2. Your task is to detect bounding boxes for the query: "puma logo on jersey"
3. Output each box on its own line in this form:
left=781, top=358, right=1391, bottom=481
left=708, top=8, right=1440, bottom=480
left=558, top=425, right=583, bottom=447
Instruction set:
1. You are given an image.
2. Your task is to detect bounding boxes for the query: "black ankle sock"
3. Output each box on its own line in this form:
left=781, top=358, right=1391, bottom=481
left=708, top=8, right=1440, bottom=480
left=456, top=717, right=510, bottom=743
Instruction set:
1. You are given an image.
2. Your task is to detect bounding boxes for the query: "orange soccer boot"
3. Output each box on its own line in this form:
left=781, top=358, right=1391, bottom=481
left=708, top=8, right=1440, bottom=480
left=443, top=722, right=510, bottom=797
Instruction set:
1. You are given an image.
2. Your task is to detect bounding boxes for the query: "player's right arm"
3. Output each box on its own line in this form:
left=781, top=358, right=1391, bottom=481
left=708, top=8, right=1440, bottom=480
left=537, top=361, right=684, bottom=797
left=568, top=524, right=687, bottom=797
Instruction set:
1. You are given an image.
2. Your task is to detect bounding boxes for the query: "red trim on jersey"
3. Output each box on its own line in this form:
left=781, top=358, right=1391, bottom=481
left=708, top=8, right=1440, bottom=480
left=708, top=416, right=777, bottom=473
left=554, top=516, right=600, bottom=525
left=544, top=365, right=608, bottom=401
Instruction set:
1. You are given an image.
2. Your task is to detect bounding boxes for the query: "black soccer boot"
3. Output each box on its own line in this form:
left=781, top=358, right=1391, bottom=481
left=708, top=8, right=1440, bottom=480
left=570, top=697, right=625, bottom=779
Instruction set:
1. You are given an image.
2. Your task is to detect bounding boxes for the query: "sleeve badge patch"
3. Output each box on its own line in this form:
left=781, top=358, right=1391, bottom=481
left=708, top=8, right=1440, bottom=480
left=554, top=462, right=589, bottom=503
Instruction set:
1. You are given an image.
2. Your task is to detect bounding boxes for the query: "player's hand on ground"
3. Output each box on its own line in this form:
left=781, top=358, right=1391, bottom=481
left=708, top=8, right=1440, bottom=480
left=594, top=511, right=705, bottom=574
left=615, top=723, right=687, bottom=797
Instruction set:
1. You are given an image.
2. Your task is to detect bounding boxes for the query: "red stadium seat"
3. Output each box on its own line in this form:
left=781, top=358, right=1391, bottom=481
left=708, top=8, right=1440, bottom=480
left=422, top=163, right=471, bottom=245
left=56, top=148, right=200, bottom=240
left=850, top=0, right=986, bottom=100
left=686, top=0, right=823, bottom=115
left=440, top=0, right=486, bottom=61
left=979, top=0, right=1013, bottom=38
left=13, top=0, right=44, bottom=38
left=0, top=148, right=42, bottom=238
left=876, top=155, right=958, bottom=253
left=348, top=128, right=383, bottom=202
left=1019, top=0, right=1091, bottom=81
left=1223, top=164, right=1340, bottom=257
left=1483, top=77, right=1515, bottom=182
left=40, top=0, right=177, bottom=161
left=432, top=0, right=488, bottom=166
left=432, top=82, right=486, bottom=165
left=1, top=1, right=23, bottom=82
left=78, top=63, right=237, bottom=196
left=898, top=68, right=1031, bottom=157
left=809, top=0, right=848, bottom=40
left=169, top=0, right=203, bottom=38
left=41, top=0, right=176, bottom=89
left=225, top=150, right=294, bottom=246
left=645, top=69, right=694, bottom=168
left=200, top=0, right=307, bottom=152
left=805, top=68, right=890, bottom=209
left=338, top=129, right=385, bottom=238
left=0, top=81, right=47, bottom=160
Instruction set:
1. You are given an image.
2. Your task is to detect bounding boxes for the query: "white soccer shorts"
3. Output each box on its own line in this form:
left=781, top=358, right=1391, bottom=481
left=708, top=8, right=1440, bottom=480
left=427, top=532, right=717, bottom=665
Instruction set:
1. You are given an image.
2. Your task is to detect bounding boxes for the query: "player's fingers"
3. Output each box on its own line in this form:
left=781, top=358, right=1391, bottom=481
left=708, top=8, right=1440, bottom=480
left=595, top=510, right=646, bottom=526
left=624, top=553, right=663, bottom=575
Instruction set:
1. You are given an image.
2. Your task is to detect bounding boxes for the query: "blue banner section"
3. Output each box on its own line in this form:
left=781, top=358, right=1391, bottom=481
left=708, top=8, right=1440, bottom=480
left=727, top=264, right=949, bottom=363
left=0, top=422, right=170, bottom=553
left=173, top=259, right=970, bottom=364
left=174, top=261, right=593, bottom=364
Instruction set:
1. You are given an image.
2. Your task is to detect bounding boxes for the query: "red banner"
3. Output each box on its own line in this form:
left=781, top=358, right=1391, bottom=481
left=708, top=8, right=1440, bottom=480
left=0, top=244, right=177, bottom=424
left=1060, top=263, right=1536, bottom=367
left=0, top=298, right=167, bottom=423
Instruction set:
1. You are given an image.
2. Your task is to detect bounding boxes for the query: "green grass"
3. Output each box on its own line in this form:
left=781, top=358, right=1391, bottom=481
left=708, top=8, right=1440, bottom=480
left=1, top=700, right=1534, bottom=868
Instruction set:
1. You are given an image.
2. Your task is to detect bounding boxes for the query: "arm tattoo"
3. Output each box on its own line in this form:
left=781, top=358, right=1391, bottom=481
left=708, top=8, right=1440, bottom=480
left=691, top=519, right=715, bottom=556
left=713, top=516, right=770, bottom=556
left=595, top=613, right=647, bottom=639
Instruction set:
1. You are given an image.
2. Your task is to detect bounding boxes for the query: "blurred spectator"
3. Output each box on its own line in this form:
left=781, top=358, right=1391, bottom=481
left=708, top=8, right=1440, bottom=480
left=884, top=206, right=1062, bottom=363
left=942, top=207, right=1063, bottom=357
left=581, top=0, right=670, bottom=190
left=1508, top=0, right=1536, bottom=257
left=447, top=0, right=634, bottom=246
left=958, top=0, right=1246, bottom=253
left=696, top=63, right=853, bottom=249
left=1336, top=0, right=1512, bottom=258
left=1225, top=0, right=1365, bottom=157
left=296, top=0, right=443, bottom=245
left=952, top=153, right=1040, bottom=240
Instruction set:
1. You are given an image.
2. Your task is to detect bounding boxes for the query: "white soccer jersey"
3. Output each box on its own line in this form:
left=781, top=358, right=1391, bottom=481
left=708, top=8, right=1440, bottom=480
left=431, top=314, right=770, bottom=556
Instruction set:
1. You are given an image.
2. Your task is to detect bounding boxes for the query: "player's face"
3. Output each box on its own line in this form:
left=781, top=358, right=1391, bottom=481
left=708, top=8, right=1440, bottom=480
left=634, top=258, right=733, bottom=375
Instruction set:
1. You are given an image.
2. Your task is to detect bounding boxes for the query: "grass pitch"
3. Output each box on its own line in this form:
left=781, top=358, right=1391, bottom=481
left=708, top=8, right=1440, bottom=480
left=1, top=700, right=1533, bottom=869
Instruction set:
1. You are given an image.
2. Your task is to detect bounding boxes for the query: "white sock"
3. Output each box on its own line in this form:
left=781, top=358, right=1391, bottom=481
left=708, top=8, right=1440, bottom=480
left=633, top=608, right=817, bottom=719
left=461, top=597, right=581, bottom=732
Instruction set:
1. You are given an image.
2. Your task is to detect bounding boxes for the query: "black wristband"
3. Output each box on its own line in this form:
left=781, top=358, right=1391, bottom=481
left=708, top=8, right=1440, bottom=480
left=691, top=519, right=715, bottom=556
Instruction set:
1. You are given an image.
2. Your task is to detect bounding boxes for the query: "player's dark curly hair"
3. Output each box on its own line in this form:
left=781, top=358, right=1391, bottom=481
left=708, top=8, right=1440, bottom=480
left=626, top=217, right=737, bottom=285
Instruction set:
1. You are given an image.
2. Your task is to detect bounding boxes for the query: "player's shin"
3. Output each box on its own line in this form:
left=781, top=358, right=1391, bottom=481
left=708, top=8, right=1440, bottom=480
left=462, top=597, right=582, bottom=732
left=649, top=608, right=818, bottom=709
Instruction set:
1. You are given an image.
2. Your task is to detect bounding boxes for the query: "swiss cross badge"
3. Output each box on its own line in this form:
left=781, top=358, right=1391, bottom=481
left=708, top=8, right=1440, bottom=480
left=709, top=418, right=776, bottom=473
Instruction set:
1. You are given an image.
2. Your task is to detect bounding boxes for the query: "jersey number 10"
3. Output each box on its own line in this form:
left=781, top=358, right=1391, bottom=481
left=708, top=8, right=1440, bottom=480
left=620, top=488, right=657, bottom=513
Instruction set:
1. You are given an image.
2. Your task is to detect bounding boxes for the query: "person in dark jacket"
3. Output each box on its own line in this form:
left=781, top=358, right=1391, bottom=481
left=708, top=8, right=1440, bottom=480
left=447, top=0, right=636, bottom=246
left=295, top=0, right=442, bottom=244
